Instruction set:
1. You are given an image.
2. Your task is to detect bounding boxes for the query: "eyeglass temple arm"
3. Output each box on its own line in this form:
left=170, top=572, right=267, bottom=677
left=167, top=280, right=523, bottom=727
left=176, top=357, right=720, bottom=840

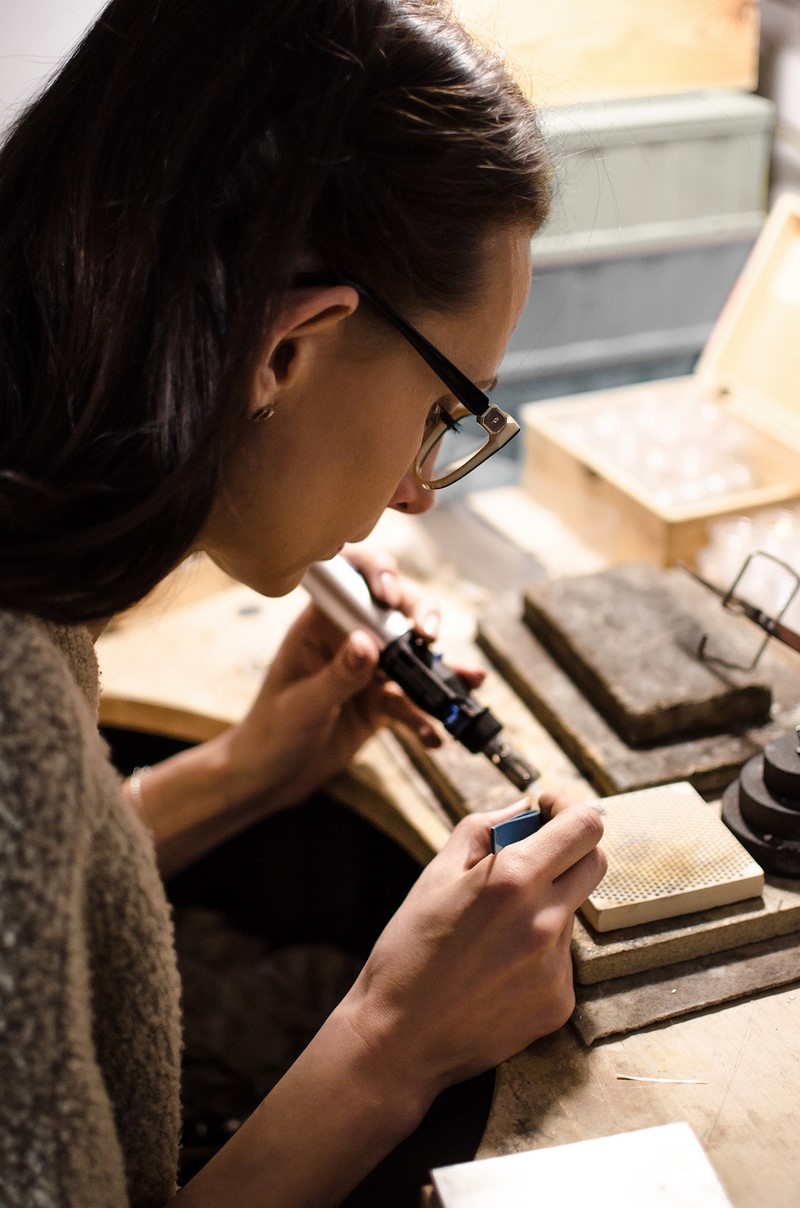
left=291, top=270, right=491, bottom=418
left=679, top=563, right=800, bottom=657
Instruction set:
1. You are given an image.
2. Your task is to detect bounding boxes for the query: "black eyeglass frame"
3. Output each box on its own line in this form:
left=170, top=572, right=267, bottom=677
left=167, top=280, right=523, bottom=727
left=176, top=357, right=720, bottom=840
left=291, top=270, right=519, bottom=488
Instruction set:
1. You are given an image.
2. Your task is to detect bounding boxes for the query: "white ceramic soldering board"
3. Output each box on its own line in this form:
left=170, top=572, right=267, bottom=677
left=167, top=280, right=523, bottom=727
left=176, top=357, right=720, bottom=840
left=431, top=1122, right=732, bottom=1207
left=580, top=781, right=764, bottom=932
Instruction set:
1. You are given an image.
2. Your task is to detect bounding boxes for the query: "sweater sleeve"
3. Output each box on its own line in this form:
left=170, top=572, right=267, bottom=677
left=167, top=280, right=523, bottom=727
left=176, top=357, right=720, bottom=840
left=0, top=620, right=130, bottom=1207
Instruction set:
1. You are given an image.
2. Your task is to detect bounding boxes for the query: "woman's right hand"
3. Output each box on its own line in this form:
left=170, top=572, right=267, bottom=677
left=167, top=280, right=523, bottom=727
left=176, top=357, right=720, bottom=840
left=339, top=793, right=606, bottom=1112
left=174, top=795, right=605, bottom=1207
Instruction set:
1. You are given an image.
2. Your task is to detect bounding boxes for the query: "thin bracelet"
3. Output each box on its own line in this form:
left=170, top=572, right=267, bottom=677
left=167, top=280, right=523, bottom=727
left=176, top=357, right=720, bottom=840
left=127, top=765, right=152, bottom=812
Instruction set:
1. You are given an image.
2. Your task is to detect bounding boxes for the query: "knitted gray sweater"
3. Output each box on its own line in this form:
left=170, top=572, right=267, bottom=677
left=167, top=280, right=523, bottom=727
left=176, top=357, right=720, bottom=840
left=0, top=610, right=182, bottom=1206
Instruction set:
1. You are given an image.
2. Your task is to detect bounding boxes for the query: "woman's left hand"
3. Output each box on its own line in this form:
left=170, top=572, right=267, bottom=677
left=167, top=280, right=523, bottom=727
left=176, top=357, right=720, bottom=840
left=217, top=545, right=485, bottom=811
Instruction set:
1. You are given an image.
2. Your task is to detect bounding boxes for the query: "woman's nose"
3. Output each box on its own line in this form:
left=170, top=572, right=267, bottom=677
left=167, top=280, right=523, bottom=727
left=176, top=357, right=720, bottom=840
left=388, top=468, right=437, bottom=515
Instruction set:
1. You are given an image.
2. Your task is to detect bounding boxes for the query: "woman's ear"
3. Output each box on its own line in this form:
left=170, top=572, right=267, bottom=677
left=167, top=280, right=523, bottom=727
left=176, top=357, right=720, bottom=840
left=247, top=285, right=360, bottom=421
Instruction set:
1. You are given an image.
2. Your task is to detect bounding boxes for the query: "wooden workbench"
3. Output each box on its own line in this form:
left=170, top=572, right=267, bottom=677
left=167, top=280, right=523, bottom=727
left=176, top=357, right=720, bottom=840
left=96, top=502, right=800, bottom=1207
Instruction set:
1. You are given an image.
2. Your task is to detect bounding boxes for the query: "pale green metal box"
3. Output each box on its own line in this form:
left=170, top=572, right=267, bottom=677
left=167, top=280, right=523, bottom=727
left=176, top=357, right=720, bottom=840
left=496, top=90, right=776, bottom=401
left=534, top=90, right=776, bottom=260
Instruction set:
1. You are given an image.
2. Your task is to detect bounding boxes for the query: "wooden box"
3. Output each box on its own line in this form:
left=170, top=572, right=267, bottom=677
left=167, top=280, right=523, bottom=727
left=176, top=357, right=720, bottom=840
left=521, top=193, right=800, bottom=567
left=451, top=0, right=759, bottom=107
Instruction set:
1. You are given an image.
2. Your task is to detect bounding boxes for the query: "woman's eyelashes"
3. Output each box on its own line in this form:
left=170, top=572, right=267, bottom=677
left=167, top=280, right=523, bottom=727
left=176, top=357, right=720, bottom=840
left=425, top=399, right=462, bottom=433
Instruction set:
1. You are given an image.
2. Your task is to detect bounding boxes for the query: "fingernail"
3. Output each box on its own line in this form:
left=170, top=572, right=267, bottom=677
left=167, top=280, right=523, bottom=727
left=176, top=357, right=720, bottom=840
left=346, top=641, right=370, bottom=671
left=379, top=571, right=401, bottom=608
left=420, top=612, right=438, bottom=640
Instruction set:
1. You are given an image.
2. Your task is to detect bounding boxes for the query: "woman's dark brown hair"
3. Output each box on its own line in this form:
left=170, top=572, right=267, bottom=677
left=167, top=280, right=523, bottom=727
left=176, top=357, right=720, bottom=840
left=0, top=0, right=550, bottom=623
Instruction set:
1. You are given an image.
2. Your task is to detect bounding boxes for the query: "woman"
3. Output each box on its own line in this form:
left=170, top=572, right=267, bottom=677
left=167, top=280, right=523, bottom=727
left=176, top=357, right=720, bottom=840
left=0, top=0, right=606, bottom=1204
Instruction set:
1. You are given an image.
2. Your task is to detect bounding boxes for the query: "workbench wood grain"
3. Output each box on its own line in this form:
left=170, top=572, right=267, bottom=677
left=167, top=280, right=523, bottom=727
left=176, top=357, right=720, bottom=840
left=482, top=985, right=800, bottom=1208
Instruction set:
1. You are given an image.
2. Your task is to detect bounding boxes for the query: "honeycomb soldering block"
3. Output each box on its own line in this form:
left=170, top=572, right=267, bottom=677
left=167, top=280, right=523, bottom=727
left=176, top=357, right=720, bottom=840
left=580, top=781, right=764, bottom=932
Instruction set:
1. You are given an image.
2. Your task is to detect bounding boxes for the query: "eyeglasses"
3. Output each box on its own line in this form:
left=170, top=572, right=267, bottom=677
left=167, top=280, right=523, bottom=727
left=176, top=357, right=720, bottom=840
left=292, top=271, right=519, bottom=489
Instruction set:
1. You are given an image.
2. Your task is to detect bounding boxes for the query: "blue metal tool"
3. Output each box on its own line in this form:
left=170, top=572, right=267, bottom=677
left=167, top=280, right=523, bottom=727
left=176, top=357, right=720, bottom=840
left=490, top=808, right=543, bottom=854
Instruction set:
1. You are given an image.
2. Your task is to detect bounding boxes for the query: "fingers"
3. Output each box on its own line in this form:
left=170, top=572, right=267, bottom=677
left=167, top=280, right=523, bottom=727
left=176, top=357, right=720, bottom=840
left=397, top=586, right=440, bottom=643
left=453, top=666, right=486, bottom=689
left=299, top=628, right=381, bottom=718
left=448, top=802, right=603, bottom=913
left=374, top=683, right=442, bottom=747
left=342, top=548, right=490, bottom=706
left=342, top=545, right=404, bottom=610
left=279, top=602, right=350, bottom=664
left=536, top=791, right=577, bottom=821
left=553, top=844, right=608, bottom=911
left=536, top=790, right=604, bottom=825
left=511, top=802, right=604, bottom=882
left=336, top=629, right=381, bottom=686
left=342, top=545, right=440, bottom=640
left=430, top=797, right=601, bottom=882
left=435, top=799, right=535, bottom=871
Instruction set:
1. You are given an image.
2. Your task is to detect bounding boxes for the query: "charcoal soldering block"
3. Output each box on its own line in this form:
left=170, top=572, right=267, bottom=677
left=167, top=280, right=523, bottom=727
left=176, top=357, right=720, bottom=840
left=490, top=809, right=543, bottom=854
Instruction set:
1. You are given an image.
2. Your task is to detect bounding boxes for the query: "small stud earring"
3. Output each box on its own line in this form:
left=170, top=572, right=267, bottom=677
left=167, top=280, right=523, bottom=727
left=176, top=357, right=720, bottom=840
left=251, top=404, right=275, bottom=423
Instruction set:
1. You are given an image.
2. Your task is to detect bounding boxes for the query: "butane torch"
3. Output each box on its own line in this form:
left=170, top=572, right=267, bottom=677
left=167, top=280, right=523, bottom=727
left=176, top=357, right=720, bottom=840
left=302, top=555, right=539, bottom=793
